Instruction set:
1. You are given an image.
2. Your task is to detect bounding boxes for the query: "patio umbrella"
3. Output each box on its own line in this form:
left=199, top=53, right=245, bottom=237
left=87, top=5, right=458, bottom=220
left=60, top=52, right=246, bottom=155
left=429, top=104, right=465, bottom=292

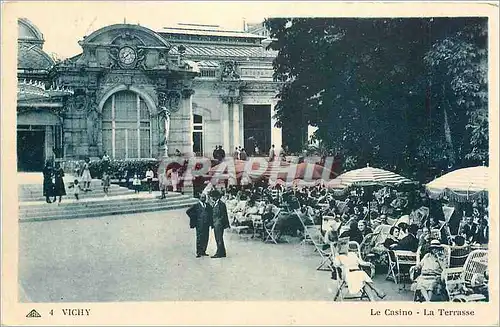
left=425, top=166, right=489, bottom=202
left=335, top=164, right=414, bottom=189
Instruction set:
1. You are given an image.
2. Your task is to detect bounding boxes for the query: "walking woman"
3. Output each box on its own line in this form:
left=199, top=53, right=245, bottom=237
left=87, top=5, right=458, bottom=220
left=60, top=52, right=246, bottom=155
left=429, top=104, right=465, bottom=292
left=52, top=162, right=66, bottom=204
left=42, top=161, right=54, bottom=203
left=80, top=157, right=92, bottom=191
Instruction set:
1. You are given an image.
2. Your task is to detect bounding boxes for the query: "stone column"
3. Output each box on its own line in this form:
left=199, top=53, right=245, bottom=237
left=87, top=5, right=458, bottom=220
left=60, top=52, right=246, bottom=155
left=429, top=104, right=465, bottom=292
left=270, top=100, right=282, bottom=149
left=239, top=104, right=244, bottom=149
left=232, top=102, right=241, bottom=150
left=181, top=89, right=195, bottom=155
left=221, top=97, right=231, bottom=153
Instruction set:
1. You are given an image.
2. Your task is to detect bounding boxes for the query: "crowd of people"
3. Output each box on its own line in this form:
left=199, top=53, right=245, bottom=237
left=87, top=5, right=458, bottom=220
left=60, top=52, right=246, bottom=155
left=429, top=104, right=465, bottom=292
left=199, top=177, right=489, bottom=302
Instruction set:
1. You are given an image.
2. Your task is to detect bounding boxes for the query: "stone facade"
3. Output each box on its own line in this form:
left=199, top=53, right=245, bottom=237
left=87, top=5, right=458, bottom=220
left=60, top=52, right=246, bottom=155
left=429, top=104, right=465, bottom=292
left=17, top=20, right=281, bottom=170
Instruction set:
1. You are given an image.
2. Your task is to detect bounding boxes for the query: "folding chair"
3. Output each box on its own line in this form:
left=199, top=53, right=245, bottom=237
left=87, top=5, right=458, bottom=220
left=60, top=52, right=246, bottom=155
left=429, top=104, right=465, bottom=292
left=263, top=208, right=283, bottom=244
left=386, top=250, right=417, bottom=290
left=349, top=241, right=375, bottom=278
left=250, top=214, right=263, bottom=239
left=295, top=209, right=333, bottom=271
left=331, top=247, right=376, bottom=302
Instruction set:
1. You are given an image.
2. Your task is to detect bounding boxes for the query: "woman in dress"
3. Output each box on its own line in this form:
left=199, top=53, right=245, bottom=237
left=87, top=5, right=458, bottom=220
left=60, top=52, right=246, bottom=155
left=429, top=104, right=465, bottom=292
left=52, top=162, right=66, bottom=204
left=42, top=161, right=54, bottom=203
left=80, top=157, right=92, bottom=191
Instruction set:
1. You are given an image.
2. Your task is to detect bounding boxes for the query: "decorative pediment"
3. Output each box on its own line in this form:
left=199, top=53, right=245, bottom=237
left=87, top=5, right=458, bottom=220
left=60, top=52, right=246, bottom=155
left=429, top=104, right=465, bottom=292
left=80, top=24, right=171, bottom=50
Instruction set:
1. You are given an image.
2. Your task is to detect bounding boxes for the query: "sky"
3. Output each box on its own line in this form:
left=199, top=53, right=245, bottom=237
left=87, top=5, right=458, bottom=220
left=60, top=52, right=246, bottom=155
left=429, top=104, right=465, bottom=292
left=6, top=1, right=495, bottom=60
left=11, top=1, right=294, bottom=59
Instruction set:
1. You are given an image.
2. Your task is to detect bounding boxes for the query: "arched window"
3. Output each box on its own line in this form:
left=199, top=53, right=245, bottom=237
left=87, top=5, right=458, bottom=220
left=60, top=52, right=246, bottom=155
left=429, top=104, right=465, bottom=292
left=193, top=114, right=203, bottom=156
left=102, top=91, right=152, bottom=159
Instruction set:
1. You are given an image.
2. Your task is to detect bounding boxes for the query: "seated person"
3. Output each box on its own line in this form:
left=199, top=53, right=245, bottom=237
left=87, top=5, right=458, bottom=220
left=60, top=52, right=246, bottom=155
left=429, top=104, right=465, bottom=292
left=396, top=221, right=409, bottom=240
left=340, top=221, right=364, bottom=245
left=383, top=226, right=400, bottom=249
left=394, top=224, right=419, bottom=252
left=474, top=217, right=489, bottom=245
left=411, top=240, right=447, bottom=301
left=460, top=215, right=478, bottom=244
left=331, top=240, right=386, bottom=300
left=357, top=220, right=373, bottom=239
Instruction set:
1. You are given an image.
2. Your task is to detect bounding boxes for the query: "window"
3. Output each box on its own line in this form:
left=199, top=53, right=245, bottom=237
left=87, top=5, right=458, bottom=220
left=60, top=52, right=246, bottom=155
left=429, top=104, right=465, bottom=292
left=102, top=91, right=152, bottom=159
left=193, top=114, right=203, bottom=156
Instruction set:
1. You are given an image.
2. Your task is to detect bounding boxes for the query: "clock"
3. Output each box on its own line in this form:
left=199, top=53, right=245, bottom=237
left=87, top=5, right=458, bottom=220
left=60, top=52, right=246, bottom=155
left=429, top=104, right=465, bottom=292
left=118, top=46, right=136, bottom=65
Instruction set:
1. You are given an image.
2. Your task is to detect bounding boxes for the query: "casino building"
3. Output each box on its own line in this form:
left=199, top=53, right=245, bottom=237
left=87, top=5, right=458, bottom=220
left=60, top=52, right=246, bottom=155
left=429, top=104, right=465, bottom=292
left=17, top=18, right=282, bottom=171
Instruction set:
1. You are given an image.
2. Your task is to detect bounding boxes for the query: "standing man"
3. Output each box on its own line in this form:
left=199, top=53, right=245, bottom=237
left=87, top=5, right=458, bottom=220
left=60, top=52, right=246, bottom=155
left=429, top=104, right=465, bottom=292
left=186, top=193, right=213, bottom=258
left=210, top=190, right=230, bottom=258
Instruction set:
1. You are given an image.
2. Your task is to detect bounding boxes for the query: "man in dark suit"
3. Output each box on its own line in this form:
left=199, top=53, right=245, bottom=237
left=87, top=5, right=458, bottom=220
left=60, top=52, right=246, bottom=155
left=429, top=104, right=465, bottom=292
left=210, top=190, right=230, bottom=258
left=186, top=193, right=213, bottom=258
left=395, top=223, right=419, bottom=252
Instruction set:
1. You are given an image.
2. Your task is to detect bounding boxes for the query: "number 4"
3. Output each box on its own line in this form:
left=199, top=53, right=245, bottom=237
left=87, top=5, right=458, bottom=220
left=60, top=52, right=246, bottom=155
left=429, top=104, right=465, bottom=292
left=49, top=310, right=54, bottom=316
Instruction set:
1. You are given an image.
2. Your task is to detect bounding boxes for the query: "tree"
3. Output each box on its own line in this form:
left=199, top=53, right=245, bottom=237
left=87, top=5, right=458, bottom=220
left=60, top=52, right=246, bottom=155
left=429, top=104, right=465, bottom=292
left=265, top=18, right=488, bottom=182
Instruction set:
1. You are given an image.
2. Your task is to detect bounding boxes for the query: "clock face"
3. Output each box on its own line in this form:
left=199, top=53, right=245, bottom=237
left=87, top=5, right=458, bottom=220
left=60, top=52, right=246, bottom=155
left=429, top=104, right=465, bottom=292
left=118, top=47, right=136, bottom=65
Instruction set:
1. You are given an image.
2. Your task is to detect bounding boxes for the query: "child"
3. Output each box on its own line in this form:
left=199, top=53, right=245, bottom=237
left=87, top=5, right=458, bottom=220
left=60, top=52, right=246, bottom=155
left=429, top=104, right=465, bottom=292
left=145, top=167, right=154, bottom=193
left=102, top=171, right=111, bottom=196
left=132, top=173, right=141, bottom=194
left=68, top=179, right=82, bottom=200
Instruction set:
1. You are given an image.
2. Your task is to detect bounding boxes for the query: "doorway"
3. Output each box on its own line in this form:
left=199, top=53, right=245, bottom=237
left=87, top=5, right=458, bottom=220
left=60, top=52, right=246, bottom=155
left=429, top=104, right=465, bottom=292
left=243, top=105, right=271, bottom=156
left=17, top=128, right=45, bottom=171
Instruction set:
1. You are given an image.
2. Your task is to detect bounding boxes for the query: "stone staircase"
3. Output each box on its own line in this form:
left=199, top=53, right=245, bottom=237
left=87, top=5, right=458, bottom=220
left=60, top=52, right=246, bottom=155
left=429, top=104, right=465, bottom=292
left=18, top=174, right=198, bottom=222
left=19, top=179, right=135, bottom=202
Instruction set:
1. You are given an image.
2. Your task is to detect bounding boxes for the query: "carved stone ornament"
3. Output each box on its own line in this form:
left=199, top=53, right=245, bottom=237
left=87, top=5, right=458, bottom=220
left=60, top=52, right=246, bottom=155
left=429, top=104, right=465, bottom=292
left=181, top=88, right=195, bottom=99
left=220, top=60, right=240, bottom=80
left=167, top=91, right=181, bottom=113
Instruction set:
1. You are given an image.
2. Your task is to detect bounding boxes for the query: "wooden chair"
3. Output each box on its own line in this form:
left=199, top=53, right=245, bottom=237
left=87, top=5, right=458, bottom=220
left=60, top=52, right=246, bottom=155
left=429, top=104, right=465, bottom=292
left=263, top=208, right=283, bottom=244
left=349, top=241, right=375, bottom=278
left=296, top=209, right=332, bottom=271
left=386, top=250, right=417, bottom=289
left=331, top=246, right=376, bottom=302
left=250, top=214, right=263, bottom=239
left=449, top=245, right=471, bottom=268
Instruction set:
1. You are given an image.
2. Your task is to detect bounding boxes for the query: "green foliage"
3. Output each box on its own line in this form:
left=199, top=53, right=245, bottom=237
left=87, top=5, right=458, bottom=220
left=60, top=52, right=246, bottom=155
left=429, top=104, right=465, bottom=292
left=265, top=18, right=488, bottom=182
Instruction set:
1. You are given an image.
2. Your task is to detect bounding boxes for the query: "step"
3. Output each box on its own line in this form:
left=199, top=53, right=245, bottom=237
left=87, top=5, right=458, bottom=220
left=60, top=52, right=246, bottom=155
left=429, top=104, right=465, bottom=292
left=19, top=192, right=187, bottom=210
left=19, top=195, right=193, bottom=215
left=19, top=198, right=198, bottom=220
left=18, top=184, right=136, bottom=201
left=19, top=199, right=198, bottom=223
left=19, top=190, right=136, bottom=202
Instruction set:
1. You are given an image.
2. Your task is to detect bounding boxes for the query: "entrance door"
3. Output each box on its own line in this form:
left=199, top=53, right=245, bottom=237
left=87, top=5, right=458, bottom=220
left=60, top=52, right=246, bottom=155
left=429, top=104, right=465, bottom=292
left=17, top=130, right=45, bottom=171
left=243, top=105, right=271, bottom=156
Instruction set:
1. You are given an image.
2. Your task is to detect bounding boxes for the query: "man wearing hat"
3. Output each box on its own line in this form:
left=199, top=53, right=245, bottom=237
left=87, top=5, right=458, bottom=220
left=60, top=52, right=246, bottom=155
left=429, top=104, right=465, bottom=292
left=210, top=189, right=230, bottom=258
left=186, top=193, right=213, bottom=258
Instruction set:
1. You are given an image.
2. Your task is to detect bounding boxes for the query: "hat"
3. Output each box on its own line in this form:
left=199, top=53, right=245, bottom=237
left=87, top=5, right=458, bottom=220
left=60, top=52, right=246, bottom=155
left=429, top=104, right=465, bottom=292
left=429, top=239, right=441, bottom=248
left=210, top=189, right=221, bottom=198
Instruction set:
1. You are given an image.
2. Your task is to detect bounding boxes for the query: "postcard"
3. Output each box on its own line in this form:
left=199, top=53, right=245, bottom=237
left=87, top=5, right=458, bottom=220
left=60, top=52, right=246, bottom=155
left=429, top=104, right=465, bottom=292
left=2, top=1, right=498, bottom=326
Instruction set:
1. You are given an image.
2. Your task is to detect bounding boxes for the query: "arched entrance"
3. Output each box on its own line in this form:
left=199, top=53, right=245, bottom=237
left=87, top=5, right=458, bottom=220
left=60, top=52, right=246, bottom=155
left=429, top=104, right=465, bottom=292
left=101, top=90, right=153, bottom=159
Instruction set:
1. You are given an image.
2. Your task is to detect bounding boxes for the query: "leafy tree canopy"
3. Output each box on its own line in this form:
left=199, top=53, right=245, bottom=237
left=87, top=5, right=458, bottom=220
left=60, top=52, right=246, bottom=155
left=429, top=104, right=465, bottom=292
left=265, top=18, right=488, bottom=182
